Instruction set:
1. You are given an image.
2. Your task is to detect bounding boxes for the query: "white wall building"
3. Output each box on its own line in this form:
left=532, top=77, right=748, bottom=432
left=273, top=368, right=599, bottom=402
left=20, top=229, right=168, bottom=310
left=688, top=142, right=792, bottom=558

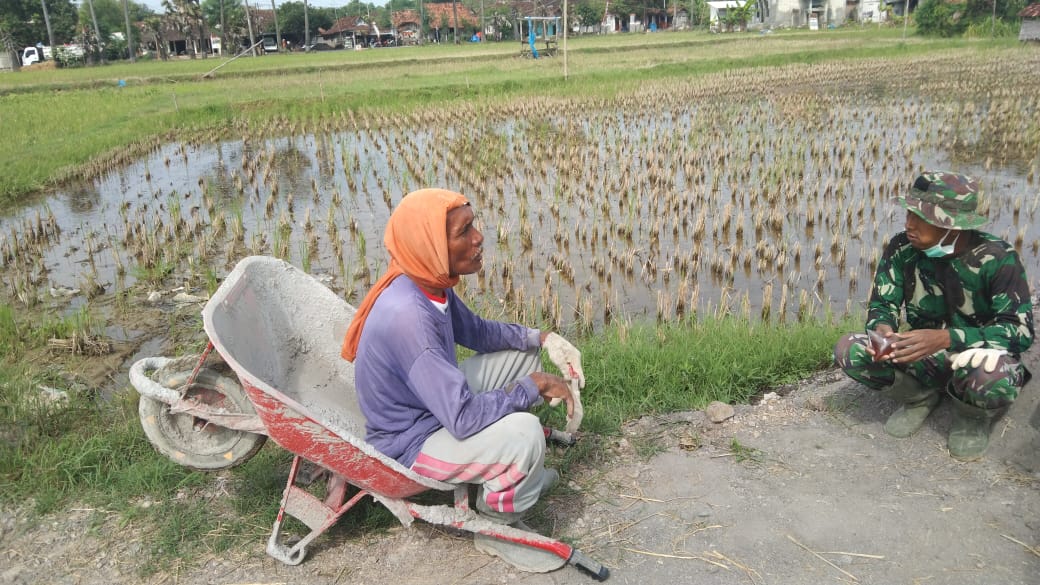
left=766, top=0, right=846, bottom=28
left=707, top=1, right=750, bottom=32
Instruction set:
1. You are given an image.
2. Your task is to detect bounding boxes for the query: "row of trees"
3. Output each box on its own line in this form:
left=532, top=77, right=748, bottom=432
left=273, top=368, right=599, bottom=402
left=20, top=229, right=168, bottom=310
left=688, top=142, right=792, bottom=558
left=1, top=0, right=155, bottom=64
left=14, top=0, right=1024, bottom=67
left=2, top=0, right=712, bottom=62
left=914, top=0, right=1029, bottom=37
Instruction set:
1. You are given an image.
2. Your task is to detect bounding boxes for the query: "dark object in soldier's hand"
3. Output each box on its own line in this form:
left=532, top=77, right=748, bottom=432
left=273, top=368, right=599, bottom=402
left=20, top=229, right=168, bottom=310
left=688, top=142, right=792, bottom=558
left=867, top=329, right=895, bottom=361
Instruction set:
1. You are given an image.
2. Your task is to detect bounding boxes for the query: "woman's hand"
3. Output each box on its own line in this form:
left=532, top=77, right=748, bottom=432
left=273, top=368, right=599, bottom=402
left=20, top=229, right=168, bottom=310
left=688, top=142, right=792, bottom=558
left=529, top=372, right=574, bottom=418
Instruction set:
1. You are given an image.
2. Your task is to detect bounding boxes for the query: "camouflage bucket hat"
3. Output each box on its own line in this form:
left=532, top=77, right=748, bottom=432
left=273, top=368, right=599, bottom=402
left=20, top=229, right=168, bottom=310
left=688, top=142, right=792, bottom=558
left=895, top=171, right=987, bottom=230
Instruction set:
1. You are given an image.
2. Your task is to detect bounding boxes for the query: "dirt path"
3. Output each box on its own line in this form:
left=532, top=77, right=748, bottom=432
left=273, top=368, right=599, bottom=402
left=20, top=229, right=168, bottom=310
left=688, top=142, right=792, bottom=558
left=3, top=325, right=1039, bottom=585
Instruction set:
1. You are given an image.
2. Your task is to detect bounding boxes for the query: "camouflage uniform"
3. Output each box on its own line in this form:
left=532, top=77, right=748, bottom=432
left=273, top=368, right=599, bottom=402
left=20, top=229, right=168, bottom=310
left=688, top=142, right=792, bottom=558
left=834, top=172, right=1034, bottom=409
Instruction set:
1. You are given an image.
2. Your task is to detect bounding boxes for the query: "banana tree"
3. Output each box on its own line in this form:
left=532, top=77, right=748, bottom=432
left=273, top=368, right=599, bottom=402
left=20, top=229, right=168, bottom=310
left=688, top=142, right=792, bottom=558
left=724, top=0, right=755, bottom=31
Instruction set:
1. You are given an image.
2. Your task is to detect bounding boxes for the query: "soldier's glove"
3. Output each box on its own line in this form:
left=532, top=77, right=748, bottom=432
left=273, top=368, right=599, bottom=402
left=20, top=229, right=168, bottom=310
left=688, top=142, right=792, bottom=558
left=950, top=348, right=1007, bottom=373
left=542, top=333, right=585, bottom=388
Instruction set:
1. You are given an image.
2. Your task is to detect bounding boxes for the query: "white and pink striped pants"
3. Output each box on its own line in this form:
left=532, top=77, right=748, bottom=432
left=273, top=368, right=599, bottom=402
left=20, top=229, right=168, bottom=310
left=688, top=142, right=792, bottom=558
left=410, top=348, right=548, bottom=521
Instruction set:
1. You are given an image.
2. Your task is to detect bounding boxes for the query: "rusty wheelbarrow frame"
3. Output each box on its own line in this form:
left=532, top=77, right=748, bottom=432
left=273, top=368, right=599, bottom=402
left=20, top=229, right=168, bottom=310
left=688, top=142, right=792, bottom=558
left=130, top=256, right=608, bottom=580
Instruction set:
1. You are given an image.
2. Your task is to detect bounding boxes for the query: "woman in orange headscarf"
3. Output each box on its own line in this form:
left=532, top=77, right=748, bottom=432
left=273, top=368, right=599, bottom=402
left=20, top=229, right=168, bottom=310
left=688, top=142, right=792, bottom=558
left=344, top=188, right=581, bottom=570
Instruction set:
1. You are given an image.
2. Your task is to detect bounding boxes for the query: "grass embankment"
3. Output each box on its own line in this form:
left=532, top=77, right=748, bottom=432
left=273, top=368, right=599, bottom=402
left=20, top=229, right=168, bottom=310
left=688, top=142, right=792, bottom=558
left=0, top=27, right=1018, bottom=203
left=0, top=305, right=856, bottom=572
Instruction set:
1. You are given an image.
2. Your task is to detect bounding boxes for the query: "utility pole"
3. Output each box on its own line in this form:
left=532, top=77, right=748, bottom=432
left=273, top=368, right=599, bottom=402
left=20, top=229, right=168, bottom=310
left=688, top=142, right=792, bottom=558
left=219, top=0, right=226, bottom=56
left=563, top=0, right=568, bottom=78
left=271, top=0, right=282, bottom=51
left=991, top=0, right=997, bottom=37
left=85, top=0, right=106, bottom=63
left=304, top=0, right=310, bottom=50
left=122, top=0, right=135, bottom=62
left=452, top=0, right=458, bottom=44
left=902, top=0, right=909, bottom=38
left=419, top=1, right=424, bottom=44
left=244, top=0, right=257, bottom=56
left=40, top=0, right=55, bottom=49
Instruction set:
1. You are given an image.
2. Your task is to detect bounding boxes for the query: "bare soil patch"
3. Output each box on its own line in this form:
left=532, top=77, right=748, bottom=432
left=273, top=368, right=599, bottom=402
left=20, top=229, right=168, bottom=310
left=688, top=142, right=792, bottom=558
left=2, top=313, right=1039, bottom=585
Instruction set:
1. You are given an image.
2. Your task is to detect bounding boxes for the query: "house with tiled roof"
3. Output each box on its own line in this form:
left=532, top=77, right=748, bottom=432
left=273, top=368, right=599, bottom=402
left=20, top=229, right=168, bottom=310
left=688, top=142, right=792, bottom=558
left=392, top=10, right=422, bottom=44
left=318, top=16, right=372, bottom=48
left=248, top=8, right=277, bottom=33
left=319, top=15, right=397, bottom=48
left=1020, top=3, right=1040, bottom=42
left=424, top=2, right=479, bottom=41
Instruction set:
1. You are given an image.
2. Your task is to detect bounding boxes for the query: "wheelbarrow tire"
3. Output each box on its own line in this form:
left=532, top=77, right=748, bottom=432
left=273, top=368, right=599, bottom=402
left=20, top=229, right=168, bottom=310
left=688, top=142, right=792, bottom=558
left=139, top=366, right=266, bottom=471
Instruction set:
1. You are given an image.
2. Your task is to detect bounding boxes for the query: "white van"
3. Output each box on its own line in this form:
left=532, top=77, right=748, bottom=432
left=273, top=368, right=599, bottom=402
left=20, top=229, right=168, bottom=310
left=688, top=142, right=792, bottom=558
left=262, top=35, right=278, bottom=53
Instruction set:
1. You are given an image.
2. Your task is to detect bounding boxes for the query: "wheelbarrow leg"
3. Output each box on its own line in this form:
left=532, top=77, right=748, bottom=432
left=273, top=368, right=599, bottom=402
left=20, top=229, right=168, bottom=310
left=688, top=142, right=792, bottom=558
left=267, top=455, right=368, bottom=565
left=543, top=426, right=577, bottom=446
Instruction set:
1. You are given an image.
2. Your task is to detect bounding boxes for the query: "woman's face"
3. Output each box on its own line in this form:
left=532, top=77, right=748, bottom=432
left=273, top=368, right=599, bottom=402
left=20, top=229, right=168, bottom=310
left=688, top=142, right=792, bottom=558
left=446, top=205, right=484, bottom=276
left=904, top=210, right=949, bottom=250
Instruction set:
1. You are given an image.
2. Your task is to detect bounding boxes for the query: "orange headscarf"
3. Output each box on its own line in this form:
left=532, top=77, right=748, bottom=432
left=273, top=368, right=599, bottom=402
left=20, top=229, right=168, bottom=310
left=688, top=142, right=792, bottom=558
left=341, top=188, right=470, bottom=361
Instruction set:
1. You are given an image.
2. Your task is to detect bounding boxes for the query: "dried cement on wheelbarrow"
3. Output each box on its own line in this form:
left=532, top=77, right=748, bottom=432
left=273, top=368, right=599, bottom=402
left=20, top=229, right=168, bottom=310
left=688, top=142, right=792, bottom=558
left=201, top=256, right=451, bottom=498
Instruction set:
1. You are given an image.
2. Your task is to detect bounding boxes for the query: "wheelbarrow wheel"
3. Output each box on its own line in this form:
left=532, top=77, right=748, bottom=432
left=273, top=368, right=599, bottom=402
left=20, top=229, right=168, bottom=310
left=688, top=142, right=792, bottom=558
left=139, top=366, right=266, bottom=471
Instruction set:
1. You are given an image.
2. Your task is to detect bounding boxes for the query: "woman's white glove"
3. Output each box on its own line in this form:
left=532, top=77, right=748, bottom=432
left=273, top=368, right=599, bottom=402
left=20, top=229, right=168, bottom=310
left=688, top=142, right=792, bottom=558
left=543, top=333, right=585, bottom=432
left=950, top=348, right=1007, bottom=373
left=542, top=333, right=585, bottom=388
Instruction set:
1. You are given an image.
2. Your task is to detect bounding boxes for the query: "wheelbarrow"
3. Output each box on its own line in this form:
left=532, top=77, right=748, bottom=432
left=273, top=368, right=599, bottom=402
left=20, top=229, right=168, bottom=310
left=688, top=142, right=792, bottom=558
left=130, top=255, right=608, bottom=580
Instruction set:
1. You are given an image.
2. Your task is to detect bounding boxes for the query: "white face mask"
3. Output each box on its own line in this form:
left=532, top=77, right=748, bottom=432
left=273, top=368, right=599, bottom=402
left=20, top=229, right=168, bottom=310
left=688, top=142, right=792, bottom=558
left=922, top=229, right=959, bottom=258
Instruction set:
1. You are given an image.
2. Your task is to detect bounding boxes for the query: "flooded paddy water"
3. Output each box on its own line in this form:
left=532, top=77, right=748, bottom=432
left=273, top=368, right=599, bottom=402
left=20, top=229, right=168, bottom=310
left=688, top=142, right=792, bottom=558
left=2, top=53, right=1038, bottom=346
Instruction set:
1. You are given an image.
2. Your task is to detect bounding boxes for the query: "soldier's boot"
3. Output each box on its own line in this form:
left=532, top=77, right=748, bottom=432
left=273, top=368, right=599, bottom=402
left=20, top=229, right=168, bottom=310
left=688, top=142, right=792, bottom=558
left=881, top=370, right=941, bottom=438
left=947, top=395, right=1008, bottom=461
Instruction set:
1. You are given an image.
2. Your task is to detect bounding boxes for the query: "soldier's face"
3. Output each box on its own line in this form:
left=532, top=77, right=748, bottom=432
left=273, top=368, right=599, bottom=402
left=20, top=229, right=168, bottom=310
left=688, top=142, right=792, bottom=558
left=904, top=211, right=946, bottom=250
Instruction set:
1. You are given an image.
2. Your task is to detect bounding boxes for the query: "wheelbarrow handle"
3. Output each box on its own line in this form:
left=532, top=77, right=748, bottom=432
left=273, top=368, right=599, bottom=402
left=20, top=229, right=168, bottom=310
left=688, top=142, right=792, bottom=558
left=569, top=549, right=610, bottom=581
left=129, top=357, right=180, bottom=405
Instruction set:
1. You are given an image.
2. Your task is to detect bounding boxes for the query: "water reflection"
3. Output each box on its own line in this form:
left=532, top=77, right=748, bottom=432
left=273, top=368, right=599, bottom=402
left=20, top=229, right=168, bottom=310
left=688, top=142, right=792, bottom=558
left=2, top=79, right=1037, bottom=331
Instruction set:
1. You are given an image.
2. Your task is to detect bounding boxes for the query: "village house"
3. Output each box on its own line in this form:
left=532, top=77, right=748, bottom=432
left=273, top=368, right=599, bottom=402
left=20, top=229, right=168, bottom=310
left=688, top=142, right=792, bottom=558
left=392, top=10, right=422, bottom=45
left=1020, top=3, right=1040, bottom=42
left=761, top=0, right=848, bottom=28
left=423, top=2, right=481, bottom=42
left=318, top=16, right=370, bottom=49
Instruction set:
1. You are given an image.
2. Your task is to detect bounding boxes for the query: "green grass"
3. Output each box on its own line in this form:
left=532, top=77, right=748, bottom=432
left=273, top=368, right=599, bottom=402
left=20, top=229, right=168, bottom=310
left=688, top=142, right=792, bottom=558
left=0, top=303, right=104, bottom=354
left=537, top=313, right=856, bottom=433
left=0, top=306, right=858, bottom=568
left=729, top=438, right=765, bottom=464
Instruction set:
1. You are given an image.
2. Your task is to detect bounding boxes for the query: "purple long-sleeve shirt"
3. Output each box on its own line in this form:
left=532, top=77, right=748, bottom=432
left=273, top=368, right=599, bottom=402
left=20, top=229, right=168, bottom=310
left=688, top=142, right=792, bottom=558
left=354, top=275, right=543, bottom=467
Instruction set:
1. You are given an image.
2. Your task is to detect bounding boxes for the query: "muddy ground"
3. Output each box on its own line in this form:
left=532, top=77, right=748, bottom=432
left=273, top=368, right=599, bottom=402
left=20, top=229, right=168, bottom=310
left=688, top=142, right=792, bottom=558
left=2, top=310, right=1039, bottom=585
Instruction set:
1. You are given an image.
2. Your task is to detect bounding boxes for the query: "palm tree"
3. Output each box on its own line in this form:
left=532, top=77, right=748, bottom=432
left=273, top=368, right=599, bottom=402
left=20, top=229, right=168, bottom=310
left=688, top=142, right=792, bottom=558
left=84, top=0, right=106, bottom=63
left=142, top=15, right=168, bottom=59
left=163, top=0, right=208, bottom=58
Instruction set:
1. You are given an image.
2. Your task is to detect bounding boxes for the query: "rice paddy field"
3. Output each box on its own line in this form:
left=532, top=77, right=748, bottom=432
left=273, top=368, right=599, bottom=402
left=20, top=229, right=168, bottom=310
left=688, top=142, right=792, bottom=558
left=1, top=31, right=1038, bottom=342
